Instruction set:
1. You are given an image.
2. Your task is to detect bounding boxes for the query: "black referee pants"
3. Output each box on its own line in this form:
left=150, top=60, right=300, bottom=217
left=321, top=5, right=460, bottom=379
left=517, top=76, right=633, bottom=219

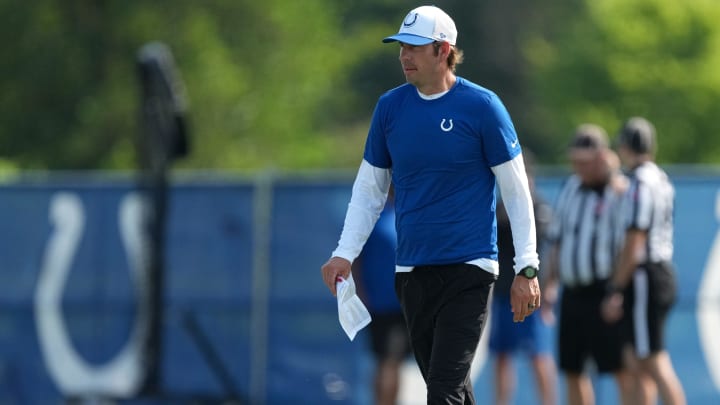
left=395, top=263, right=496, bottom=405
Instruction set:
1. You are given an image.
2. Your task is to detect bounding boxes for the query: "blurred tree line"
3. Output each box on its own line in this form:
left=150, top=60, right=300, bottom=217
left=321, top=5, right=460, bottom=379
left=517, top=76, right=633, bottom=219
left=0, top=0, right=718, bottom=171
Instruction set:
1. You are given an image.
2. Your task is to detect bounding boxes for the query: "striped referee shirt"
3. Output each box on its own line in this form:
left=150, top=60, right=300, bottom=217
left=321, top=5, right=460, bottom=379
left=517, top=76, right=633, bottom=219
left=548, top=174, right=627, bottom=287
left=619, top=161, right=674, bottom=264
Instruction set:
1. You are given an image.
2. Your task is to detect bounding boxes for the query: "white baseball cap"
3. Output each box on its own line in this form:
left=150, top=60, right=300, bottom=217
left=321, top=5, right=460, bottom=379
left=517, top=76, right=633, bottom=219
left=383, top=6, right=457, bottom=46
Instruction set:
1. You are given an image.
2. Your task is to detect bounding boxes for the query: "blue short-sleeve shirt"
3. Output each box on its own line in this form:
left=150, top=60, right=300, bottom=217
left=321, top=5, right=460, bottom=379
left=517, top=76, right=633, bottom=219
left=364, top=77, right=521, bottom=266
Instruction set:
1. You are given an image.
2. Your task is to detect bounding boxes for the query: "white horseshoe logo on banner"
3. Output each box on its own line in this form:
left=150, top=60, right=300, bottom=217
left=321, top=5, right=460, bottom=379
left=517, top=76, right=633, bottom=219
left=698, top=190, right=720, bottom=391
left=34, top=192, right=151, bottom=396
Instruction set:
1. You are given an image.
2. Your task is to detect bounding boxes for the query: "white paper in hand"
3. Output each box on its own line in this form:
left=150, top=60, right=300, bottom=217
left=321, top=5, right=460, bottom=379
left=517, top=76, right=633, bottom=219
left=336, top=275, right=371, bottom=341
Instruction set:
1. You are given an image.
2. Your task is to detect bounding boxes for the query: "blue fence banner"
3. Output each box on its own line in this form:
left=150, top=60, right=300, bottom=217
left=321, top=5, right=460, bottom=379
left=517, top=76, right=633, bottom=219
left=0, top=172, right=719, bottom=404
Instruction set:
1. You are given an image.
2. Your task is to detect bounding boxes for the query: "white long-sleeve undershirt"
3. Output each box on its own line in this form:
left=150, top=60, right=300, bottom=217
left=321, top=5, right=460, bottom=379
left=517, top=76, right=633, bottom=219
left=491, top=154, right=540, bottom=273
left=331, top=154, right=539, bottom=274
left=331, top=160, right=391, bottom=262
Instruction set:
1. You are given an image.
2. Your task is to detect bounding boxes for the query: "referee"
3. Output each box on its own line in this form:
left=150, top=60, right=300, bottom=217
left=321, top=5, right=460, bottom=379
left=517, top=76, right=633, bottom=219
left=545, top=124, right=635, bottom=405
left=602, top=117, right=687, bottom=405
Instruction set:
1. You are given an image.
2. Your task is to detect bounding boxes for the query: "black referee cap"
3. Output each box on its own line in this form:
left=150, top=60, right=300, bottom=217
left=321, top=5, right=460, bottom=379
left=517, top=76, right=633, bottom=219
left=617, top=116, right=656, bottom=154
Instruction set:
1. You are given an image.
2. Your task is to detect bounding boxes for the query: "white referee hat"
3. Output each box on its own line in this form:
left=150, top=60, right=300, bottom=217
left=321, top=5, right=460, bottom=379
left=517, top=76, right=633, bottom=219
left=570, top=123, right=609, bottom=150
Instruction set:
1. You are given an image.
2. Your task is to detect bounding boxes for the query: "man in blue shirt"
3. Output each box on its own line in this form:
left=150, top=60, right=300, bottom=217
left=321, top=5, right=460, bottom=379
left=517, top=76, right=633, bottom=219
left=321, top=5, right=541, bottom=404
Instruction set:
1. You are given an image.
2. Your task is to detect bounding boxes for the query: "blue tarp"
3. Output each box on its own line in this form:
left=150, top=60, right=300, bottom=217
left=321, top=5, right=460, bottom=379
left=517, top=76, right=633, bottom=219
left=0, top=174, right=718, bottom=404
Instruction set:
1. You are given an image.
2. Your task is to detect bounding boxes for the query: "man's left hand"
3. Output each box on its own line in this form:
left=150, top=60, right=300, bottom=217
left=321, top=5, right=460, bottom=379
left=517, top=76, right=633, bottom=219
left=510, top=275, right=541, bottom=322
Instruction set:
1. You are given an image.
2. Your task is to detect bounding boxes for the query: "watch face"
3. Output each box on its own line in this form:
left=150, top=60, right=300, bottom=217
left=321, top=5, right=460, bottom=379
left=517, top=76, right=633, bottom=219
left=522, top=267, right=537, bottom=278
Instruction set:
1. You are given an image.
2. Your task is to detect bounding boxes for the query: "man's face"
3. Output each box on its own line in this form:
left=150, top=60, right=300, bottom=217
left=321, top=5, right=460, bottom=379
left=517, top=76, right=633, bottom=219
left=398, top=42, right=444, bottom=87
left=617, top=143, right=632, bottom=169
left=570, top=148, right=606, bottom=186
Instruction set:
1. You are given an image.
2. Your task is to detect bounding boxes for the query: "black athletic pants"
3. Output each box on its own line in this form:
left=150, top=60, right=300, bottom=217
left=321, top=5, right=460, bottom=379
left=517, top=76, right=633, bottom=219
left=395, top=263, right=496, bottom=405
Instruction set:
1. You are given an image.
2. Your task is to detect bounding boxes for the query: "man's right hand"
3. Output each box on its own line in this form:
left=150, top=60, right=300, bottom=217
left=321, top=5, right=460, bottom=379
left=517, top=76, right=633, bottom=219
left=601, top=292, right=624, bottom=323
left=321, top=257, right=352, bottom=296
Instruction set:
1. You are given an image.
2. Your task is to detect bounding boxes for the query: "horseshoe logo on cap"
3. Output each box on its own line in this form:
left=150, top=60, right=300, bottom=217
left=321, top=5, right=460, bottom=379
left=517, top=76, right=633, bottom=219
left=403, top=13, right=418, bottom=27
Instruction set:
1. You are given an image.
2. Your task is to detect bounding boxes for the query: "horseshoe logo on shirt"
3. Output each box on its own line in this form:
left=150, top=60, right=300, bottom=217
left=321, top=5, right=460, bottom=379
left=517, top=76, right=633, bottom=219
left=440, top=119, right=454, bottom=132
